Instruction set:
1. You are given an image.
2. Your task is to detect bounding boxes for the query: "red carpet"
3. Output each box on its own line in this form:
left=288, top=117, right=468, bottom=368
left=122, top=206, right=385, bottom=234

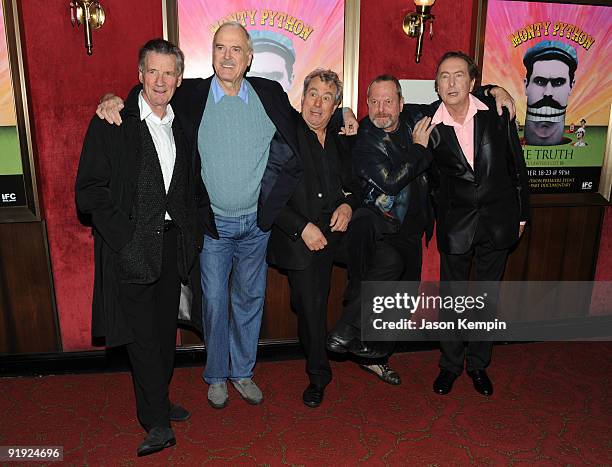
left=1, top=342, right=611, bottom=465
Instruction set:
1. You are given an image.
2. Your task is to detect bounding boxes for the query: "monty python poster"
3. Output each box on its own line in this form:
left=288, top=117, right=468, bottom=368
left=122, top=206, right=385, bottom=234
left=0, top=1, right=26, bottom=208
left=177, top=0, right=345, bottom=109
left=481, top=0, right=611, bottom=194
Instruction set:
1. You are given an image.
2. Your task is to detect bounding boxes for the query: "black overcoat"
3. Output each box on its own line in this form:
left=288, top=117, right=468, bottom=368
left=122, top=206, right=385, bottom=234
left=75, top=92, right=204, bottom=347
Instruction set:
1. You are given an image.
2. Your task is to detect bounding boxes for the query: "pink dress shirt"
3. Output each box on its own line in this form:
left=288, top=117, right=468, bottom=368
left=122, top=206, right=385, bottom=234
left=431, top=94, right=489, bottom=169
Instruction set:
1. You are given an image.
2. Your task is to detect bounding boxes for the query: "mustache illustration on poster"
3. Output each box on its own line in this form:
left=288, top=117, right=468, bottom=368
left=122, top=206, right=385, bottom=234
left=479, top=0, right=611, bottom=194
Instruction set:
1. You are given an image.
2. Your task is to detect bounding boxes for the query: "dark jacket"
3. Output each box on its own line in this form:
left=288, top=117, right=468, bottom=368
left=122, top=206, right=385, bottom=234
left=146, top=75, right=303, bottom=237
left=406, top=100, right=530, bottom=254
left=352, top=112, right=435, bottom=242
left=75, top=92, right=203, bottom=347
left=267, top=118, right=361, bottom=270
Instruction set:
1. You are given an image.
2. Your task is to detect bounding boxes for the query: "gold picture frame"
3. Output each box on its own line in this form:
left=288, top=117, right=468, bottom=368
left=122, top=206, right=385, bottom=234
left=0, top=0, right=40, bottom=222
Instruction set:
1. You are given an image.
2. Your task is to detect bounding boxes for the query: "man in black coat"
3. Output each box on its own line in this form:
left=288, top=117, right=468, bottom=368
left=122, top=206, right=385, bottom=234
left=76, top=39, right=202, bottom=456
left=267, top=69, right=361, bottom=408
left=427, top=52, right=529, bottom=397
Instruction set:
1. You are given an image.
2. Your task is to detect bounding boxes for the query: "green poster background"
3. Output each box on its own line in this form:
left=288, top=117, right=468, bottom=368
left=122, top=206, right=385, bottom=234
left=0, top=126, right=22, bottom=175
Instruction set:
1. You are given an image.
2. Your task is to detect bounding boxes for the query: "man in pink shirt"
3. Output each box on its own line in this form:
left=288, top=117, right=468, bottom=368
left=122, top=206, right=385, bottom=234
left=429, top=52, right=529, bottom=397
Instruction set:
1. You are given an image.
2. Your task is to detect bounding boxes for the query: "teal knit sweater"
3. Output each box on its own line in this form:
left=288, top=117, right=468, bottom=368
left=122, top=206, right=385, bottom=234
left=198, top=82, right=276, bottom=218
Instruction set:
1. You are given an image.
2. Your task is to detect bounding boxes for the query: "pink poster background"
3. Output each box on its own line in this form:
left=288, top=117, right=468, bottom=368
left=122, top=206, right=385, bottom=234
left=0, top=1, right=17, bottom=126
left=177, top=0, right=345, bottom=108
left=481, top=0, right=611, bottom=127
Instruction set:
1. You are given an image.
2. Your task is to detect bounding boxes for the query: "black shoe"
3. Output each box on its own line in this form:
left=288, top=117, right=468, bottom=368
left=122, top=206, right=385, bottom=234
left=467, top=369, right=493, bottom=396
left=433, top=370, right=458, bottom=395
left=349, top=341, right=391, bottom=359
left=169, top=403, right=191, bottom=422
left=326, top=330, right=355, bottom=354
left=327, top=330, right=390, bottom=359
left=137, top=426, right=176, bottom=457
left=302, top=384, right=325, bottom=408
left=359, top=364, right=401, bottom=385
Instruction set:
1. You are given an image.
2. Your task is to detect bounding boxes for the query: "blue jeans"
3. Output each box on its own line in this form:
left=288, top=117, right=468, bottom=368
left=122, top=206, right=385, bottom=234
left=200, top=212, right=270, bottom=384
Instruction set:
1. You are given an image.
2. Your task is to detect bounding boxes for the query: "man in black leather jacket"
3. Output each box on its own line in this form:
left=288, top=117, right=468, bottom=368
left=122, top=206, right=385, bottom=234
left=326, top=75, right=436, bottom=385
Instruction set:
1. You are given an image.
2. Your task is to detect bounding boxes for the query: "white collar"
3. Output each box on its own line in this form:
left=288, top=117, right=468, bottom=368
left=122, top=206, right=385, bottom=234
left=138, top=92, right=174, bottom=125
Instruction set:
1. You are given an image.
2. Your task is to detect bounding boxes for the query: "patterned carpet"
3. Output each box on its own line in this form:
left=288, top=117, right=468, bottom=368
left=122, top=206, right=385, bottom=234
left=1, top=342, right=611, bottom=466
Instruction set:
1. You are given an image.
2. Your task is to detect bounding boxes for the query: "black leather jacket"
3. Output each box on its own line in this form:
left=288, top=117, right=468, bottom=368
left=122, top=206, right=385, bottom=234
left=352, top=112, right=435, bottom=242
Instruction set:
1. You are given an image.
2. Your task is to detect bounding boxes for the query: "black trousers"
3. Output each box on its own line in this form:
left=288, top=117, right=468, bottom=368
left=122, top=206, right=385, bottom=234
left=336, top=226, right=423, bottom=335
left=119, top=226, right=180, bottom=430
left=438, top=224, right=508, bottom=375
left=287, top=231, right=347, bottom=388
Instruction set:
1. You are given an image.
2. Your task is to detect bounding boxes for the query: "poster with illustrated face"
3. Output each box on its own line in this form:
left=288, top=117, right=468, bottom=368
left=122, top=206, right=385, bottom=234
left=176, top=0, right=345, bottom=110
left=480, top=0, right=611, bottom=194
left=0, top=0, right=26, bottom=209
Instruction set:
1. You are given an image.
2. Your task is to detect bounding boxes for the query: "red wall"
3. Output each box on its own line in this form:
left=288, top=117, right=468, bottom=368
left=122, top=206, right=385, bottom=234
left=16, top=0, right=610, bottom=351
left=20, top=0, right=163, bottom=350
left=357, top=0, right=476, bottom=118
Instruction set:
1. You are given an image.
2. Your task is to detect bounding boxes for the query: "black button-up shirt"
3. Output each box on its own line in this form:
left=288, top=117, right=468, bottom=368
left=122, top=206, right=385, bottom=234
left=304, top=126, right=344, bottom=218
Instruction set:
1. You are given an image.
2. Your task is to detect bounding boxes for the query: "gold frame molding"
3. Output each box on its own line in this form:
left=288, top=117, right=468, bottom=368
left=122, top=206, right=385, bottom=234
left=0, top=0, right=40, bottom=222
left=162, top=0, right=360, bottom=112
left=473, top=0, right=612, bottom=204
left=342, top=0, right=360, bottom=111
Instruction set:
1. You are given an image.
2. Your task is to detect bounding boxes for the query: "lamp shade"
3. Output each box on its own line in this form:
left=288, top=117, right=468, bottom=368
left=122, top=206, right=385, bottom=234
left=414, top=0, right=436, bottom=6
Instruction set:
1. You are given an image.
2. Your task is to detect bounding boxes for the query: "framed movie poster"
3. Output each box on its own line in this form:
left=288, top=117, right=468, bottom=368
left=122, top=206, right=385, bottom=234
left=0, top=0, right=38, bottom=222
left=162, top=0, right=360, bottom=111
left=475, top=0, right=611, bottom=197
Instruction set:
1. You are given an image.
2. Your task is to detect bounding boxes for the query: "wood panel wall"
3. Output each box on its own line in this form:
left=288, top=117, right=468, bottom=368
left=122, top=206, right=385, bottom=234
left=0, top=221, right=59, bottom=354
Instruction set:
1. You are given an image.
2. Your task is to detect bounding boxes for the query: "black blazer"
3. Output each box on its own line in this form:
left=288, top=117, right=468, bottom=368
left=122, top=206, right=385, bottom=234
left=267, top=119, right=361, bottom=271
left=165, top=76, right=302, bottom=237
left=410, top=100, right=530, bottom=255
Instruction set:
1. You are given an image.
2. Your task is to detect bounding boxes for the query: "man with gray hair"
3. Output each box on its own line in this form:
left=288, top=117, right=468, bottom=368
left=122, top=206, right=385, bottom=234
left=96, top=22, right=302, bottom=410
left=267, top=68, right=360, bottom=408
left=77, top=38, right=202, bottom=456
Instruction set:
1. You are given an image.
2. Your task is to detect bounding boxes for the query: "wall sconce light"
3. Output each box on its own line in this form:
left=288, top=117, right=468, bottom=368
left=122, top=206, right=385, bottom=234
left=402, top=0, right=436, bottom=63
left=70, top=1, right=106, bottom=55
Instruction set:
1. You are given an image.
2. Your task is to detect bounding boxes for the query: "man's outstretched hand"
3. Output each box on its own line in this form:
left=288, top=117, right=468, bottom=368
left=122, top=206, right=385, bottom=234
left=413, top=116, right=436, bottom=147
left=489, top=87, right=516, bottom=119
left=96, top=94, right=125, bottom=125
